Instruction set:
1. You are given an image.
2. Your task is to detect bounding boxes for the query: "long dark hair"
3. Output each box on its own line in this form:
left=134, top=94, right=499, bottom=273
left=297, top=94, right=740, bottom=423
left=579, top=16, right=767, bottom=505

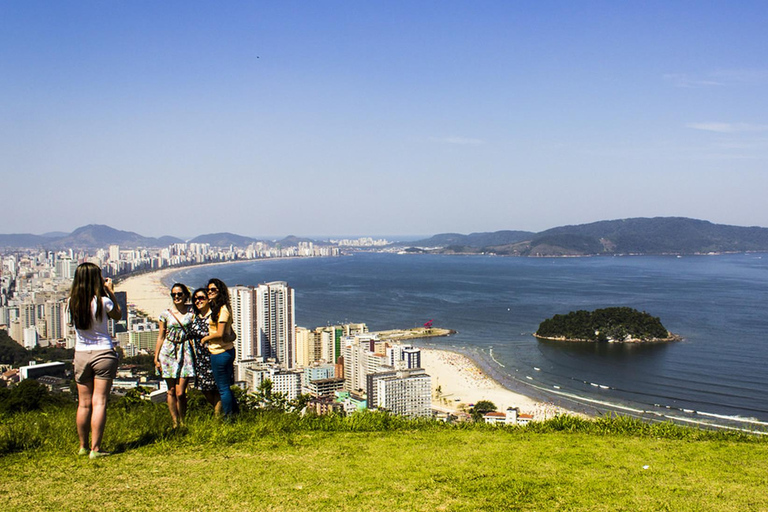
left=207, top=278, right=231, bottom=323
left=69, top=262, right=106, bottom=330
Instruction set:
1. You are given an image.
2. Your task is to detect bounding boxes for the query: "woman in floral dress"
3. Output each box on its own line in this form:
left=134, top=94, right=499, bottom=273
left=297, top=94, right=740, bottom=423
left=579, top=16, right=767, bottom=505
left=154, top=283, right=195, bottom=428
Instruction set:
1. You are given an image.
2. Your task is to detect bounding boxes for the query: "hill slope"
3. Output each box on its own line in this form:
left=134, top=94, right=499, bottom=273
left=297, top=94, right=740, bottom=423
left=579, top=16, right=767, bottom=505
left=2, top=407, right=766, bottom=511
left=417, top=217, right=768, bottom=256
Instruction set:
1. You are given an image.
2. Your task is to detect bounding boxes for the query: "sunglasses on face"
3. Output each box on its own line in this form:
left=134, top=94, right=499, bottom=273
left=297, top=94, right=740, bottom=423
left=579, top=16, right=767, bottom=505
left=170, top=292, right=186, bottom=298
left=194, top=296, right=207, bottom=302
left=207, top=288, right=218, bottom=294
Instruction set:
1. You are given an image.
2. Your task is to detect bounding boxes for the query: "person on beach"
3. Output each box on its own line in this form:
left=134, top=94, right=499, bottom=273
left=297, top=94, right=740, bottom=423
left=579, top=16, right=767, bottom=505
left=200, top=278, right=238, bottom=417
left=154, top=283, right=195, bottom=428
left=189, top=287, right=221, bottom=413
left=69, top=262, right=121, bottom=459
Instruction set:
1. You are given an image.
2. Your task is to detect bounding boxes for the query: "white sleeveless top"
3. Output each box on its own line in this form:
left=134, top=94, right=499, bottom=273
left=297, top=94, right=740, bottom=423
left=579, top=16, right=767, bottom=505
left=74, top=296, right=115, bottom=351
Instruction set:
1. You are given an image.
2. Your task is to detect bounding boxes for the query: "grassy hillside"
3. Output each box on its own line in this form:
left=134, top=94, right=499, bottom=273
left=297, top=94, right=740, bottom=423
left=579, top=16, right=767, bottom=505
left=2, top=402, right=767, bottom=511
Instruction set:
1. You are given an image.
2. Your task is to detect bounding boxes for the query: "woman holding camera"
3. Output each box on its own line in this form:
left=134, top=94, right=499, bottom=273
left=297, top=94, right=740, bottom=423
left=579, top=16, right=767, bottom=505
left=154, top=283, right=195, bottom=428
left=70, top=262, right=122, bottom=459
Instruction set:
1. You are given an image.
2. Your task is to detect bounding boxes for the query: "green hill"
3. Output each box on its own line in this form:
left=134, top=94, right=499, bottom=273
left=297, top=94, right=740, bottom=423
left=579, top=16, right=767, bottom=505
left=2, top=403, right=766, bottom=511
left=409, top=217, right=768, bottom=256
left=535, top=307, right=676, bottom=342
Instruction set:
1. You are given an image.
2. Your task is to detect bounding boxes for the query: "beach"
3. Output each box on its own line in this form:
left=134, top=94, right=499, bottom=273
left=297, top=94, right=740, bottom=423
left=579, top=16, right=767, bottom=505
left=117, top=265, right=574, bottom=420
left=116, top=268, right=180, bottom=320
left=421, top=348, right=572, bottom=419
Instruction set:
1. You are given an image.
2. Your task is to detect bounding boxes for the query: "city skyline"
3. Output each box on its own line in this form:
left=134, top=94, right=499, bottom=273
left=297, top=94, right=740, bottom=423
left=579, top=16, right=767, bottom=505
left=2, top=3, right=767, bottom=237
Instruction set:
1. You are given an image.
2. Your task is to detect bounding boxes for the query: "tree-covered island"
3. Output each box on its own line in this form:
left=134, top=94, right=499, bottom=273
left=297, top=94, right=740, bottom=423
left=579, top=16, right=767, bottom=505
left=534, top=307, right=681, bottom=343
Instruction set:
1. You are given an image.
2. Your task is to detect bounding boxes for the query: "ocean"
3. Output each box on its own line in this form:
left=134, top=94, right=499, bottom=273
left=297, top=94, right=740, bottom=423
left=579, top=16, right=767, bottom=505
left=167, top=252, right=768, bottom=431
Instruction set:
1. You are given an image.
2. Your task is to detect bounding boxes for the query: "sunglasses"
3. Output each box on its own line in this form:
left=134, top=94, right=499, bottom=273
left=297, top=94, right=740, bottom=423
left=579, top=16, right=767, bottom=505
left=207, top=288, right=218, bottom=293
left=170, top=292, right=186, bottom=298
left=194, top=296, right=207, bottom=302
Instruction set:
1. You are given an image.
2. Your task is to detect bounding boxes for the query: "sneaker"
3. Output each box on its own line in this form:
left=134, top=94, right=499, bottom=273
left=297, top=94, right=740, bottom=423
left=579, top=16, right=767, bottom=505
left=78, top=447, right=89, bottom=456
left=89, top=450, right=111, bottom=459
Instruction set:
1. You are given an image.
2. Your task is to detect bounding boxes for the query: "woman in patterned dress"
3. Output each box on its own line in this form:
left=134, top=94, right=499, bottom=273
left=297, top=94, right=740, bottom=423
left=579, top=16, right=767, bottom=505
left=154, top=283, right=195, bottom=428
left=190, top=288, right=221, bottom=414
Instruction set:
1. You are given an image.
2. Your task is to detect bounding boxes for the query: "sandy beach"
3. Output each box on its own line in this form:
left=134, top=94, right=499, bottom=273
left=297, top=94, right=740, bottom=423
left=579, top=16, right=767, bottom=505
left=118, top=265, right=575, bottom=420
left=116, top=268, right=181, bottom=320
left=421, top=348, right=572, bottom=420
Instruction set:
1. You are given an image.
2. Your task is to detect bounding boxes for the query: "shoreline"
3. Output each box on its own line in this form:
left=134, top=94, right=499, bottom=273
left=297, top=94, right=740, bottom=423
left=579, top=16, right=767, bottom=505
left=115, top=257, right=286, bottom=320
left=420, top=347, right=578, bottom=419
left=116, top=262, right=580, bottom=421
left=533, top=333, right=683, bottom=343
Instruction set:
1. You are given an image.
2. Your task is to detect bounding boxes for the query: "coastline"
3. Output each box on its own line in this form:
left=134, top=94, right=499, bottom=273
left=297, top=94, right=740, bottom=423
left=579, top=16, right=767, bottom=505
left=421, top=348, right=576, bottom=420
left=115, top=258, right=272, bottom=320
left=533, top=333, right=683, bottom=343
left=117, top=262, right=579, bottom=421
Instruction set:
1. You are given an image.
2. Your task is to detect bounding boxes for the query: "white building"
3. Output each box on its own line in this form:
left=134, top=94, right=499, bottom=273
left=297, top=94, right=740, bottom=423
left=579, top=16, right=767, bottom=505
left=245, top=366, right=302, bottom=401
left=256, top=281, right=295, bottom=369
left=483, top=407, right=520, bottom=426
left=229, top=282, right=296, bottom=375
left=230, top=285, right=259, bottom=363
left=342, top=334, right=389, bottom=393
left=372, top=368, right=431, bottom=418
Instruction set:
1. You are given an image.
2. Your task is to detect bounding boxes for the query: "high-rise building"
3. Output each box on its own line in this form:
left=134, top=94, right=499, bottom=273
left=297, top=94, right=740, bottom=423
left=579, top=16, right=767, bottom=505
left=402, top=347, right=422, bottom=369
left=44, top=300, right=65, bottom=340
left=109, top=245, right=120, bottom=263
left=230, top=285, right=259, bottom=361
left=227, top=282, right=296, bottom=374
left=342, top=334, right=389, bottom=393
left=295, top=326, right=312, bottom=367
left=256, top=281, right=295, bottom=369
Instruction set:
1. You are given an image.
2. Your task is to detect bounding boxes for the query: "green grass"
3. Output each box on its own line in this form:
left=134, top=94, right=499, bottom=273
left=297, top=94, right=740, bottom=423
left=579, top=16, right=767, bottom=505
left=2, top=403, right=767, bottom=511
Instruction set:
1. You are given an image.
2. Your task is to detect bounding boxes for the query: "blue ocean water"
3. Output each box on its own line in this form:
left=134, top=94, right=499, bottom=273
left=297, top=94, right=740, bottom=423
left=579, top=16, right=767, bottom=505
left=168, top=252, right=768, bottom=429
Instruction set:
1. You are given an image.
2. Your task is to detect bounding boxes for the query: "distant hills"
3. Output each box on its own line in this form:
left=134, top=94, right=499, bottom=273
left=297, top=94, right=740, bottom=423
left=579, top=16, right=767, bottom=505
left=0, top=225, right=183, bottom=249
left=0, top=225, right=328, bottom=250
left=2, top=218, right=768, bottom=255
left=188, top=232, right=263, bottom=247
left=402, top=217, right=768, bottom=256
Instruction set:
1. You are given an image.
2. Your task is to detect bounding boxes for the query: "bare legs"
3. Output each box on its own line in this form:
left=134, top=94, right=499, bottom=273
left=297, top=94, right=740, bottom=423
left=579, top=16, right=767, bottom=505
left=164, top=378, right=190, bottom=427
left=202, top=390, right=222, bottom=415
left=76, top=378, right=113, bottom=453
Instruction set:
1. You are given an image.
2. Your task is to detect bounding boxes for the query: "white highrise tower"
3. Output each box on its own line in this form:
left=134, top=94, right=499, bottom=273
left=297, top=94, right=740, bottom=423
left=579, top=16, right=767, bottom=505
left=109, top=245, right=120, bottom=263
left=229, top=285, right=259, bottom=363
left=256, top=281, right=296, bottom=369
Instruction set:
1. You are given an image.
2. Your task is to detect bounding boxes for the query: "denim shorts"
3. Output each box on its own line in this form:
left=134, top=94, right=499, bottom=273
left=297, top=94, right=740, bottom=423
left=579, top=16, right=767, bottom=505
left=74, top=349, right=119, bottom=383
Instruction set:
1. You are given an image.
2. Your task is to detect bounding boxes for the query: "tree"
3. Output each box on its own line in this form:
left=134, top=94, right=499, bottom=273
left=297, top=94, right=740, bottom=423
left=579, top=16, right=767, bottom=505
left=0, top=379, right=53, bottom=414
left=469, top=400, right=497, bottom=422
left=0, top=331, right=28, bottom=365
left=249, top=378, right=288, bottom=411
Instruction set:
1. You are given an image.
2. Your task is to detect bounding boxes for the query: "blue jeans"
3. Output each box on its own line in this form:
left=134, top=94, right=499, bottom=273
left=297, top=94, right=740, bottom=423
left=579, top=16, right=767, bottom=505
left=210, top=348, right=237, bottom=416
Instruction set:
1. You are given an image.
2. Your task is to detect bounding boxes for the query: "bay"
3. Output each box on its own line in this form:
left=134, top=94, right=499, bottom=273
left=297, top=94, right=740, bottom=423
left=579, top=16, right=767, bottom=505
left=168, top=252, right=768, bottom=429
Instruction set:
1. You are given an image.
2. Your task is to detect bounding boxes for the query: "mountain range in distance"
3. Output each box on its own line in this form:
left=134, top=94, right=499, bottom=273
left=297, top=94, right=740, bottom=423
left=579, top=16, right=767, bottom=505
left=2, top=217, right=768, bottom=256
left=399, top=217, right=768, bottom=256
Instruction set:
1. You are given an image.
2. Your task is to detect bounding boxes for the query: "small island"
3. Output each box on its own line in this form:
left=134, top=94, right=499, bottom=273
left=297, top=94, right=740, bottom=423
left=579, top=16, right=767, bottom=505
left=534, top=307, right=680, bottom=343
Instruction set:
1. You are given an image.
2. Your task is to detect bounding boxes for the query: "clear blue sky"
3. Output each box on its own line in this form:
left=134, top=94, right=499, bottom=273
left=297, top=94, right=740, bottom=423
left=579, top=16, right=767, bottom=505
left=2, top=2, right=767, bottom=238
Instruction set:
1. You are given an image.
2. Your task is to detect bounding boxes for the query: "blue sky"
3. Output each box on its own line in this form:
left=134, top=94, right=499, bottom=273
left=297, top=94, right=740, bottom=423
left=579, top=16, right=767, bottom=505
left=2, top=2, right=767, bottom=238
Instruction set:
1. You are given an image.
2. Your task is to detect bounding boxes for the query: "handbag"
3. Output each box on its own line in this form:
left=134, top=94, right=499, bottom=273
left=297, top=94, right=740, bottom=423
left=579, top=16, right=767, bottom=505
left=168, top=309, right=191, bottom=344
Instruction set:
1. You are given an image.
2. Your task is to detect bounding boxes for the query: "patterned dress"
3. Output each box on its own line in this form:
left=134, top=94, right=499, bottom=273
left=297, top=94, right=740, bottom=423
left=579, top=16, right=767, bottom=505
left=157, top=309, right=196, bottom=379
left=189, top=313, right=217, bottom=392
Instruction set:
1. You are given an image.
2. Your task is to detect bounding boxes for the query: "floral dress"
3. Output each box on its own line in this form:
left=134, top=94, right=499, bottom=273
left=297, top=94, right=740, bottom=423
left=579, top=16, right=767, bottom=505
left=189, top=313, right=217, bottom=391
left=157, top=309, right=196, bottom=379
